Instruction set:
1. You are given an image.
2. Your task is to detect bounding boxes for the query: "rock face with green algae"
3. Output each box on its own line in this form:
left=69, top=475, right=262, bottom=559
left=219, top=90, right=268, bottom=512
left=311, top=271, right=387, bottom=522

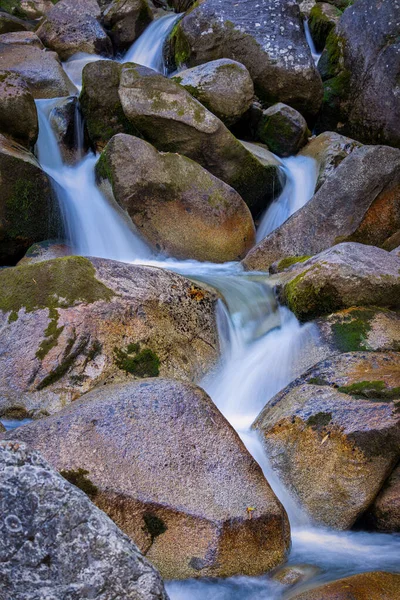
left=167, top=0, right=323, bottom=117
left=0, top=10, right=30, bottom=35
left=308, top=2, right=340, bottom=51
left=102, top=0, right=153, bottom=53
left=0, top=32, right=76, bottom=98
left=243, top=145, right=400, bottom=272
left=0, top=0, right=55, bottom=19
left=256, top=102, right=309, bottom=157
left=96, top=133, right=256, bottom=262
left=362, top=462, right=400, bottom=533
left=0, top=440, right=169, bottom=600
left=253, top=351, right=400, bottom=529
left=0, top=70, right=38, bottom=149
left=0, top=133, right=61, bottom=265
left=277, top=243, right=400, bottom=321
left=172, top=59, right=254, bottom=127
left=2, top=378, right=291, bottom=579
left=36, top=0, right=113, bottom=61
left=0, top=256, right=219, bottom=418
left=290, top=572, right=400, bottom=599
left=118, top=63, right=282, bottom=214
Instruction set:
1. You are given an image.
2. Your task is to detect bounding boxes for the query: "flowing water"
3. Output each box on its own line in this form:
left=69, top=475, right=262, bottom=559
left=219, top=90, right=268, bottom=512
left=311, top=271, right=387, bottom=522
left=304, top=19, right=322, bottom=66
left=19, top=13, right=400, bottom=599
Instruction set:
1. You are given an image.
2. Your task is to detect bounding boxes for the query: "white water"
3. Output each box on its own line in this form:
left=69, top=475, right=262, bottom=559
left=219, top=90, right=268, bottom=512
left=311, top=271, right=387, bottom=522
left=257, top=155, right=318, bottom=241
left=304, top=18, right=322, bottom=66
left=20, top=14, right=400, bottom=600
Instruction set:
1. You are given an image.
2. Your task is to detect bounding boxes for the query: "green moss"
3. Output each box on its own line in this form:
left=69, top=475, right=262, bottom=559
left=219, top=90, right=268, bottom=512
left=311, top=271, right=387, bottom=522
left=0, top=256, right=115, bottom=317
left=277, top=255, right=311, bottom=271
left=60, top=468, right=98, bottom=499
left=284, top=268, right=342, bottom=320
left=170, top=22, right=191, bottom=67
left=142, top=512, right=167, bottom=543
left=114, top=343, right=160, bottom=377
left=306, top=411, right=332, bottom=429
left=36, top=306, right=64, bottom=360
left=8, top=311, right=18, bottom=323
left=330, top=309, right=374, bottom=352
left=96, top=151, right=114, bottom=187
left=338, top=380, right=400, bottom=400
left=37, top=333, right=90, bottom=390
left=6, top=178, right=49, bottom=239
left=86, top=339, right=103, bottom=362
left=308, top=376, right=330, bottom=386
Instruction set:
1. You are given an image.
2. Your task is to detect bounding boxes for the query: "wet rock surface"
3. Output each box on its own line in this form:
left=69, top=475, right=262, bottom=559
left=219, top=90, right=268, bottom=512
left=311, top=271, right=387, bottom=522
left=2, top=378, right=290, bottom=579
left=0, top=70, right=38, bottom=148
left=0, top=440, right=168, bottom=600
left=256, top=102, right=309, bottom=157
left=102, top=0, right=153, bottom=53
left=290, top=571, right=400, bottom=599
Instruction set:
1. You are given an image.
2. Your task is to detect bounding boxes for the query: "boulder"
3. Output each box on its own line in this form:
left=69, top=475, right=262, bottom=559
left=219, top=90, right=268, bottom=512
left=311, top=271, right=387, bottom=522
left=102, top=0, right=153, bottom=53
left=0, top=256, right=219, bottom=417
left=0, top=134, right=61, bottom=265
left=173, top=59, right=254, bottom=127
left=0, top=32, right=76, bottom=98
left=308, top=2, right=340, bottom=51
left=317, top=0, right=400, bottom=147
left=80, top=60, right=138, bottom=151
left=253, top=351, right=400, bottom=529
left=362, top=463, right=400, bottom=533
left=0, top=70, right=38, bottom=148
left=168, top=0, right=323, bottom=117
left=49, top=96, right=89, bottom=164
left=0, top=0, right=55, bottom=19
left=277, top=243, right=400, bottom=321
left=3, top=378, right=291, bottom=578
left=291, top=572, right=400, bottom=599
left=299, top=131, right=361, bottom=191
left=97, top=134, right=256, bottom=262
left=0, top=10, right=30, bottom=34
left=243, top=145, right=400, bottom=271
left=256, top=103, right=309, bottom=157
left=17, top=239, right=73, bottom=265
left=36, top=0, right=113, bottom=61
left=118, top=64, right=281, bottom=213
left=0, top=440, right=168, bottom=600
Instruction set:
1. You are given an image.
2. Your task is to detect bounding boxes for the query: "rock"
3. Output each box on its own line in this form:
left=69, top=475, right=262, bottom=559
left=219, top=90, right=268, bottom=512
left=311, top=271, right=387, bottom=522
left=384, top=231, right=400, bottom=252
left=118, top=64, right=281, bottom=214
left=0, top=256, right=219, bottom=417
left=168, top=0, right=323, bottom=117
left=17, top=239, right=73, bottom=265
left=0, top=10, right=30, bottom=34
left=0, top=70, right=38, bottom=148
left=278, top=243, right=400, bottom=321
left=290, top=572, right=400, bottom=599
left=299, top=131, right=361, bottom=191
left=243, top=145, right=400, bottom=271
left=271, top=564, right=321, bottom=587
left=253, top=351, right=400, bottom=529
left=317, top=0, right=400, bottom=147
left=256, top=103, right=309, bottom=157
left=0, top=32, right=76, bottom=98
left=97, top=134, right=255, bottom=262
left=0, top=134, right=61, bottom=265
left=49, top=96, right=89, bottom=164
left=3, top=378, right=290, bottom=578
left=362, top=463, right=400, bottom=533
left=315, top=307, right=400, bottom=354
left=392, top=245, right=400, bottom=257
left=0, top=440, right=168, bottom=600
left=173, top=59, right=254, bottom=127
left=308, top=2, right=340, bottom=51
left=0, top=0, right=55, bottom=19
left=102, top=0, right=153, bottom=53
left=80, top=60, right=137, bottom=151
left=168, top=0, right=194, bottom=10
left=36, top=0, right=113, bottom=61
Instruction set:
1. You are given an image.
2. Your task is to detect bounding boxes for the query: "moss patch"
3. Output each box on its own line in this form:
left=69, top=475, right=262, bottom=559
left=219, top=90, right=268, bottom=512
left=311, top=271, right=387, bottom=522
left=142, top=512, right=167, bottom=543
left=284, top=268, right=342, bottom=320
left=330, top=309, right=374, bottom=352
left=277, top=255, right=311, bottom=271
left=307, top=411, right=332, bottom=430
left=338, top=380, right=400, bottom=400
left=60, top=468, right=98, bottom=499
left=36, top=307, right=64, bottom=360
left=37, top=333, right=90, bottom=390
left=114, top=343, right=160, bottom=377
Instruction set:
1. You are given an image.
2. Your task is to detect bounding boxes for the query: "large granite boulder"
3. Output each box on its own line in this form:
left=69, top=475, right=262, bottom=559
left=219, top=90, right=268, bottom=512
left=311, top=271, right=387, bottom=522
left=168, top=0, right=323, bottom=116
left=0, top=440, right=168, bottom=600
left=0, top=32, right=76, bottom=98
left=173, top=59, right=254, bottom=127
left=361, top=463, right=400, bottom=533
left=0, top=70, right=38, bottom=148
left=48, top=96, right=89, bottom=164
left=277, top=243, right=400, bottom=321
left=317, top=0, right=400, bottom=147
left=308, top=2, right=340, bottom=51
left=291, top=572, right=400, bottom=599
left=36, top=0, right=113, bottom=61
left=0, top=0, right=54, bottom=19
left=0, top=134, right=61, bottom=265
left=256, top=103, right=309, bottom=157
left=243, top=145, right=400, bottom=271
left=118, top=64, right=281, bottom=213
left=0, top=256, right=219, bottom=418
left=0, top=10, right=30, bottom=34
left=3, top=378, right=291, bottom=579
left=102, top=0, right=153, bottom=53
left=96, top=134, right=255, bottom=262
left=253, top=351, right=400, bottom=529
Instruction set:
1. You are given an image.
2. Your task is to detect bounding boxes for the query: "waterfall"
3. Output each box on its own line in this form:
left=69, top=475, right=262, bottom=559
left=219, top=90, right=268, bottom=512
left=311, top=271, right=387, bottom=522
left=304, top=18, right=322, bottom=66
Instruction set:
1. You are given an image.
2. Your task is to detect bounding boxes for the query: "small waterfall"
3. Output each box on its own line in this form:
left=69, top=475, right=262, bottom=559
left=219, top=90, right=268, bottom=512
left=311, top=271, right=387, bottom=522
left=36, top=98, right=152, bottom=261
left=257, top=155, right=318, bottom=241
left=304, top=18, right=322, bottom=66
left=123, top=13, right=182, bottom=74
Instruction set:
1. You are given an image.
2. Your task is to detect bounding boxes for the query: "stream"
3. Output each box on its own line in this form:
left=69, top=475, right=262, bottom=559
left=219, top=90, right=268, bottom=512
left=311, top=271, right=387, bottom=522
left=11, top=11, right=400, bottom=599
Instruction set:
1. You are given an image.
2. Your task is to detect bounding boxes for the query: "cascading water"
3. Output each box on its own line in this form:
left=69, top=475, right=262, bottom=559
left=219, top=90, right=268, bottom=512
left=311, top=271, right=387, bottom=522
left=9, top=12, right=399, bottom=599
left=304, top=18, right=322, bottom=66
